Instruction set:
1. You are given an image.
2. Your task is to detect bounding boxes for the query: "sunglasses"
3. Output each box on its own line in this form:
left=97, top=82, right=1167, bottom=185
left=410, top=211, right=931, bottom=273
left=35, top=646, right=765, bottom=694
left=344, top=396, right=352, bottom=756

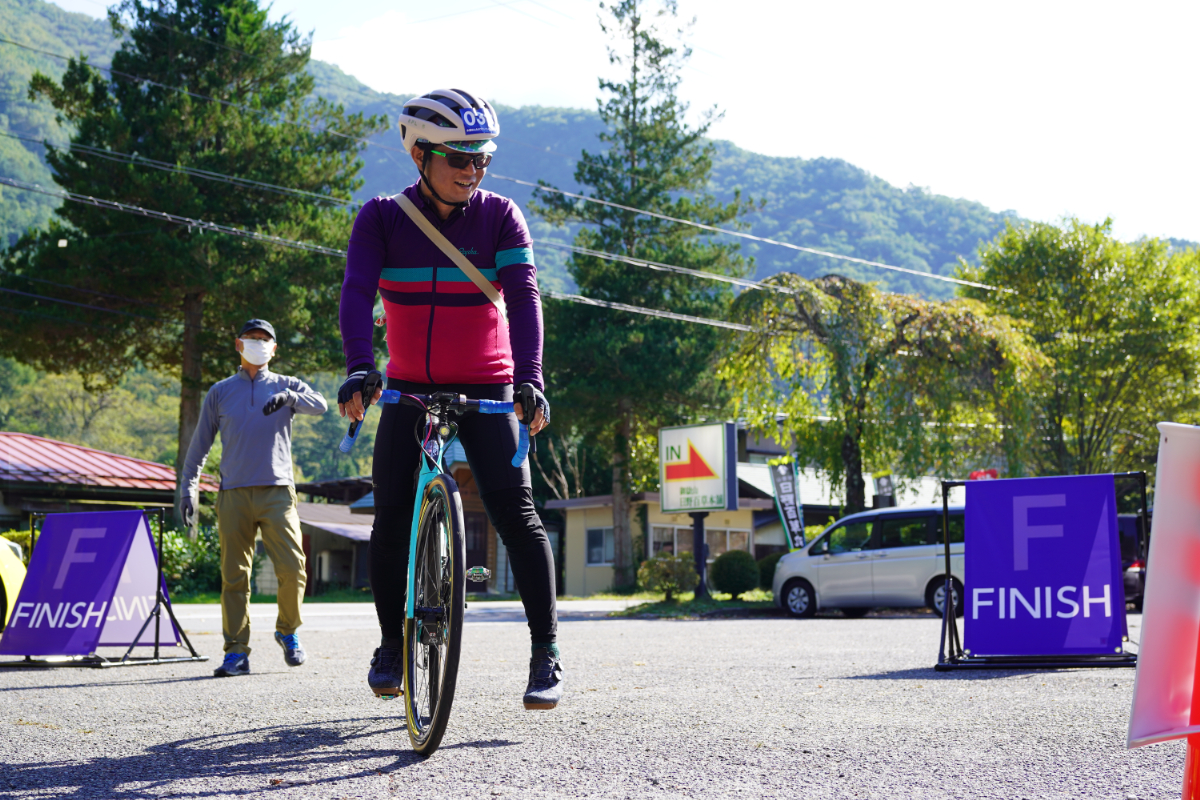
left=431, top=149, right=493, bottom=170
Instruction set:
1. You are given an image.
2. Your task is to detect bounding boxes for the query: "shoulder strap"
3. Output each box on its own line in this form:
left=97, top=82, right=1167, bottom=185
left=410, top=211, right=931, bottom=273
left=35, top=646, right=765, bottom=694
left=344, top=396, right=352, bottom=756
left=392, top=192, right=507, bottom=321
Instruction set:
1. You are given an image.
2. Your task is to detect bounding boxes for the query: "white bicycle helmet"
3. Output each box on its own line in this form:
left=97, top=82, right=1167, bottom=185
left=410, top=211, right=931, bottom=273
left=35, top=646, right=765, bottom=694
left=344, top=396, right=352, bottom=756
left=399, top=89, right=499, bottom=154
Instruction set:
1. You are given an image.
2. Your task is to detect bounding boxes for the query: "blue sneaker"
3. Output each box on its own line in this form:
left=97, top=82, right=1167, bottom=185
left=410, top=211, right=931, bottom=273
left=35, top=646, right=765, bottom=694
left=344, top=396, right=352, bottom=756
left=275, top=632, right=306, bottom=667
left=368, top=645, right=403, bottom=698
left=213, top=652, right=250, bottom=677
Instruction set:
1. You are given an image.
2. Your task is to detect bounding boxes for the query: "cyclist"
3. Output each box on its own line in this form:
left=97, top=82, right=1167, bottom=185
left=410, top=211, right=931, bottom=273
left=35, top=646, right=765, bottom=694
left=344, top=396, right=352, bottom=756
left=337, top=89, right=563, bottom=710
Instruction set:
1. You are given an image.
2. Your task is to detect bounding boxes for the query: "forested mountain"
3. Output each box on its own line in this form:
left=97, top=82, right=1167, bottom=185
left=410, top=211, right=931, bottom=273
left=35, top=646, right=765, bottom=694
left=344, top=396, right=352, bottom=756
left=3, top=0, right=1192, bottom=299
left=0, top=0, right=121, bottom=246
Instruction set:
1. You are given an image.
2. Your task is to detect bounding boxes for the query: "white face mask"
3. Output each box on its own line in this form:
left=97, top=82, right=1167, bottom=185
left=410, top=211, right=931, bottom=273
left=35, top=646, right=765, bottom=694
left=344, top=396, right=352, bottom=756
left=239, top=338, right=275, bottom=366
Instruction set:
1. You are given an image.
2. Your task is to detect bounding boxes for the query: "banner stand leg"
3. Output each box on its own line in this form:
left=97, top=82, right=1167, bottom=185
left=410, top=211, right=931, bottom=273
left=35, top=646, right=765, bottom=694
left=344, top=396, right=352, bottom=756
left=0, top=509, right=208, bottom=670
left=933, top=475, right=1142, bottom=672
left=108, top=510, right=207, bottom=668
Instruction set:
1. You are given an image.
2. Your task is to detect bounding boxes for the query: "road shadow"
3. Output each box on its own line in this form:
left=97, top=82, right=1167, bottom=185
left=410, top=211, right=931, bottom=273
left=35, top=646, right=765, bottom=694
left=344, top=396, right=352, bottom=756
left=439, top=738, right=521, bottom=750
left=0, top=675, right=212, bottom=693
left=844, top=666, right=1085, bottom=681
left=4, top=717, right=421, bottom=797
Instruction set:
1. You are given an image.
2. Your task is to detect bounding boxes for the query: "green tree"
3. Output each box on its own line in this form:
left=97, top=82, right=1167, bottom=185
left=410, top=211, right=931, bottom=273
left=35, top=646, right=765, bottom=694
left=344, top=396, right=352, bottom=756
left=0, top=357, right=186, bottom=466
left=960, top=219, right=1200, bottom=475
left=723, top=274, right=1044, bottom=512
left=534, top=0, right=754, bottom=587
left=0, top=0, right=383, bottom=518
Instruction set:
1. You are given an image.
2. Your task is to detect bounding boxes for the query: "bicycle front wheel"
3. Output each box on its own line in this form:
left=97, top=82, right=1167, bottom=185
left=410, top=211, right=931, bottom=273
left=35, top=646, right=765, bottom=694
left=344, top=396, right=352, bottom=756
left=403, top=473, right=466, bottom=756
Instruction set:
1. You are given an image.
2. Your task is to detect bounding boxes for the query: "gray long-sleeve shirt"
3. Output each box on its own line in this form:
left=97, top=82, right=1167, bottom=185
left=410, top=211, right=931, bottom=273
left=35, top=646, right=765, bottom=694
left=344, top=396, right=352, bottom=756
left=180, top=366, right=327, bottom=502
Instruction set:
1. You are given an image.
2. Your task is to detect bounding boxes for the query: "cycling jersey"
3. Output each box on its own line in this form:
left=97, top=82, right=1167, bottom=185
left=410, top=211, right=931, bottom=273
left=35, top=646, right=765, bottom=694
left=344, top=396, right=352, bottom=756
left=339, top=182, right=543, bottom=389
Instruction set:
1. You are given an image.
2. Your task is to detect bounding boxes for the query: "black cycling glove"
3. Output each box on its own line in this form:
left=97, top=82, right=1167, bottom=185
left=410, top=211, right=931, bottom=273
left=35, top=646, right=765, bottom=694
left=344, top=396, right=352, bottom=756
left=262, top=390, right=296, bottom=416
left=181, top=495, right=196, bottom=528
left=338, top=366, right=383, bottom=407
left=518, top=383, right=550, bottom=427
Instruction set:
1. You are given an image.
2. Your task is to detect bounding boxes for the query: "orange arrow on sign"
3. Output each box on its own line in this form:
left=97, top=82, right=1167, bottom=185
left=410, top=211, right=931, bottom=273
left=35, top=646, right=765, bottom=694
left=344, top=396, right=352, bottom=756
left=665, top=440, right=718, bottom=481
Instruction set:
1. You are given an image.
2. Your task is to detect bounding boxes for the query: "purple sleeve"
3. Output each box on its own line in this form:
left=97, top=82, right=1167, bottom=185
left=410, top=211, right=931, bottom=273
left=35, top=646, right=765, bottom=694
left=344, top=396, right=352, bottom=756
left=340, top=199, right=386, bottom=373
left=499, top=263, right=543, bottom=391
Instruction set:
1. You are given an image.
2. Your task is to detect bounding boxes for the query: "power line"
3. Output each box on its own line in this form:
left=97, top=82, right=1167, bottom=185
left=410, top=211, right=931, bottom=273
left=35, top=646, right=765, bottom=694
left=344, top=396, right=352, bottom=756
left=0, top=303, right=116, bottom=330
left=533, top=238, right=794, bottom=294
left=10, top=272, right=168, bottom=309
left=0, top=286, right=157, bottom=320
left=3, top=33, right=1005, bottom=293
left=0, top=176, right=346, bottom=257
left=1, top=176, right=751, bottom=332
left=0, top=130, right=801, bottom=298
left=488, top=173, right=1009, bottom=293
left=0, top=36, right=262, bottom=116
left=1, top=131, right=358, bottom=206
left=542, top=290, right=753, bottom=331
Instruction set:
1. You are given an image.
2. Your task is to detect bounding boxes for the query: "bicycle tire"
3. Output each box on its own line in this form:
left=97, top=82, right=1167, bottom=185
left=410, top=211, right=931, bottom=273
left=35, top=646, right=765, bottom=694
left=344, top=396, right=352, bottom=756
left=403, top=473, right=466, bottom=756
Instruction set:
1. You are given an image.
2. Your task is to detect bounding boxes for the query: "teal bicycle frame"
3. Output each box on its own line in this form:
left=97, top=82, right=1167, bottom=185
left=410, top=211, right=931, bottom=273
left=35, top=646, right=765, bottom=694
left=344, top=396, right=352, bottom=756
left=404, top=423, right=453, bottom=621
left=337, top=387, right=529, bottom=620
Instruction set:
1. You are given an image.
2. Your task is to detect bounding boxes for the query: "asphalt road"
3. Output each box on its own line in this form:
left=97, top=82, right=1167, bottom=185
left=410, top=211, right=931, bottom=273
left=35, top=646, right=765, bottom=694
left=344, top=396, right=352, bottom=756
left=0, top=605, right=1182, bottom=799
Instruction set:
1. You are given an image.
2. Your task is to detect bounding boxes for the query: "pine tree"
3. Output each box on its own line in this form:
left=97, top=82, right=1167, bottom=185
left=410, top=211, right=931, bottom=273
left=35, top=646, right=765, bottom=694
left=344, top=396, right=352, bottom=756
left=1, top=0, right=383, bottom=518
left=535, top=0, right=753, bottom=587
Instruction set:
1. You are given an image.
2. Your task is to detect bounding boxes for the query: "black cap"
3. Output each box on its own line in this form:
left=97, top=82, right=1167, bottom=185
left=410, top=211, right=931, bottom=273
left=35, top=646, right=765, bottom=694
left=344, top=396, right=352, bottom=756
left=238, top=318, right=276, bottom=340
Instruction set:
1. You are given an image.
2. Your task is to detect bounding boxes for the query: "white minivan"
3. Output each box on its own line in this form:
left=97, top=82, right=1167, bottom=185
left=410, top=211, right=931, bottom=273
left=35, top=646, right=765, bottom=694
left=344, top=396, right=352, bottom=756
left=772, top=506, right=965, bottom=617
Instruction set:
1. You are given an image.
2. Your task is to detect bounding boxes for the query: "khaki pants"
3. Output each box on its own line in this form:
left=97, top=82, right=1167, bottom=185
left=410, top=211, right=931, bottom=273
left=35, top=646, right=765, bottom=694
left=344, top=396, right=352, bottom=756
left=217, top=485, right=306, bottom=654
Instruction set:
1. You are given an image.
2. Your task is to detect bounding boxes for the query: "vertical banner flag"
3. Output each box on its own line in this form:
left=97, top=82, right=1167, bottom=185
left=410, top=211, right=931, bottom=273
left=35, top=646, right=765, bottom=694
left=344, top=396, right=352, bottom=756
left=965, top=475, right=1126, bottom=657
left=659, top=423, right=738, bottom=513
left=770, top=461, right=806, bottom=549
left=0, top=510, right=179, bottom=657
left=1129, top=422, right=1200, bottom=747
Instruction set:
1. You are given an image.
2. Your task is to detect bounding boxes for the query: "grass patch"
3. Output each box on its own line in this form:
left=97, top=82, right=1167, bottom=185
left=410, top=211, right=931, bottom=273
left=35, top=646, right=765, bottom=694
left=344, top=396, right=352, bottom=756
left=171, top=587, right=375, bottom=604
left=610, top=587, right=777, bottom=618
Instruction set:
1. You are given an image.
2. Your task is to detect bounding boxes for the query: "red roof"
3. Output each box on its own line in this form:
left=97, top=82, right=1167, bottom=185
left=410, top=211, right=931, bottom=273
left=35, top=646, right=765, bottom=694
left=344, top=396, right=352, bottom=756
left=0, top=432, right=219, bottom=492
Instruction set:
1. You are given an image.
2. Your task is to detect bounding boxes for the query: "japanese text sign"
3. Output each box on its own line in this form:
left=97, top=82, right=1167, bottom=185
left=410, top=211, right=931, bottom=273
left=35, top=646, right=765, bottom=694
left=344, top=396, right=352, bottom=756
left=659, top=423, right=737, bottom=514
left=770, top=462, right=805, bottom=549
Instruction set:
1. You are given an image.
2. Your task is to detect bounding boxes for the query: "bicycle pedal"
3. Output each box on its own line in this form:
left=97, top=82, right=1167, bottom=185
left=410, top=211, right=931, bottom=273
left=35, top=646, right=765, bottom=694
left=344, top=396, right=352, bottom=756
left=376, top=692, right=400, bottom=701
left=466, top=566, right=492, bottom=583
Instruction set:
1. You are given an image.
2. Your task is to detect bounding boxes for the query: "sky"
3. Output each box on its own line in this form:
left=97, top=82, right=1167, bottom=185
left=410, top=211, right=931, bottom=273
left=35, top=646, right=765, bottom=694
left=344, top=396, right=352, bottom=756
left=49, top=0, right=1200, bottom=243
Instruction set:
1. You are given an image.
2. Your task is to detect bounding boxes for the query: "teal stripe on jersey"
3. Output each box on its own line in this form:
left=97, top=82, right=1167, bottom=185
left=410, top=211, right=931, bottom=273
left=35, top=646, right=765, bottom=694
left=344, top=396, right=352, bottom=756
left=495, top=247, right=534, bottom=270
left=381, top=266, right=499, bottom=283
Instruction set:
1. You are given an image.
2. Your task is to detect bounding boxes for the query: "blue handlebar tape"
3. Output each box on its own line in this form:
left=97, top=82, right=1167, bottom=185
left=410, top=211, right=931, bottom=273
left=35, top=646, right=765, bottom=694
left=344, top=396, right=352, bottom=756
left=512, top=424, right=530, bottom=467
left=476, top=399, right=528, bottom=465
left=337, top=391, right=402, bottom=453
left=477, top=399, right=510, bottom=414
left=338, top=420, right=361, bottom=454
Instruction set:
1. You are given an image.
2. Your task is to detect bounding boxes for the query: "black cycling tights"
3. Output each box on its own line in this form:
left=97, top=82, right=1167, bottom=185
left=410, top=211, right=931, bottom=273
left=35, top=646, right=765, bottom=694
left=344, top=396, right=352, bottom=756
left=369, top=379, right=557, bottom=645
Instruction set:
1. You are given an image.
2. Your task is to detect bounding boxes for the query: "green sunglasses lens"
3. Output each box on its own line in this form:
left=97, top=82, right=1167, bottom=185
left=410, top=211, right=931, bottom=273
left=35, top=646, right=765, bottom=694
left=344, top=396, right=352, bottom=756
left=431, top=150, right=491, bottom=169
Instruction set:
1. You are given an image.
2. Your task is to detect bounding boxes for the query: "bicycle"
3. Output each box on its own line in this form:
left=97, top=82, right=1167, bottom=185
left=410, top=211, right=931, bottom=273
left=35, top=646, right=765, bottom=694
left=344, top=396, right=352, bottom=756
left=338, top=379, right=532, bottom=755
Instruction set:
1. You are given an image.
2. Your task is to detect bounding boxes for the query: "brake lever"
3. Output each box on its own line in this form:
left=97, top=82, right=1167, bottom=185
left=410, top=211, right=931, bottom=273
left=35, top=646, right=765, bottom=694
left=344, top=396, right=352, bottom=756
left=519, top=383, right=537, bottom=454
left=339, top=372, right=385, bottom=453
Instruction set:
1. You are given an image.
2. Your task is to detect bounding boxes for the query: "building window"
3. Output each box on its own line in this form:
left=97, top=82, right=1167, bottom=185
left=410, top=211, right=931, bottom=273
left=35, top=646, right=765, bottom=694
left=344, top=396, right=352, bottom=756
left=673, top=527, right=753, bottom=562
left=651, top=526, right=675, bottom=556
left=586, top=527, right=615, bottom=565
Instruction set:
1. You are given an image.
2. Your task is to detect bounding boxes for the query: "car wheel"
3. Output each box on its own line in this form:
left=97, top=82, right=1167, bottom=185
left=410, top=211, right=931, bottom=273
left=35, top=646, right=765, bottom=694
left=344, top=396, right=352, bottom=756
left=782, top=579, right=816, bottom=618
left=926, top=576, right=965, bottom=617
left=841, top=607, right=870, bottom=618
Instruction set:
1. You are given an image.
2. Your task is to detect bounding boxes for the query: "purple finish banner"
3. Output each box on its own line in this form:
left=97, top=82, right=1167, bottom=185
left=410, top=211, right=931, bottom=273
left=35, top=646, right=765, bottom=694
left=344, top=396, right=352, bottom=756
left=0, top=510, right=179, bottom=656
left=964, top=474, right=1126, bottom=657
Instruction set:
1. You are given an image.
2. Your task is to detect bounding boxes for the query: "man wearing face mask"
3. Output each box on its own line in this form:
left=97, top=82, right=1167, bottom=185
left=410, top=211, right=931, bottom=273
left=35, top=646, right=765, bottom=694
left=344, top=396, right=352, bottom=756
left=179, top=319, right=328, bottom=678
